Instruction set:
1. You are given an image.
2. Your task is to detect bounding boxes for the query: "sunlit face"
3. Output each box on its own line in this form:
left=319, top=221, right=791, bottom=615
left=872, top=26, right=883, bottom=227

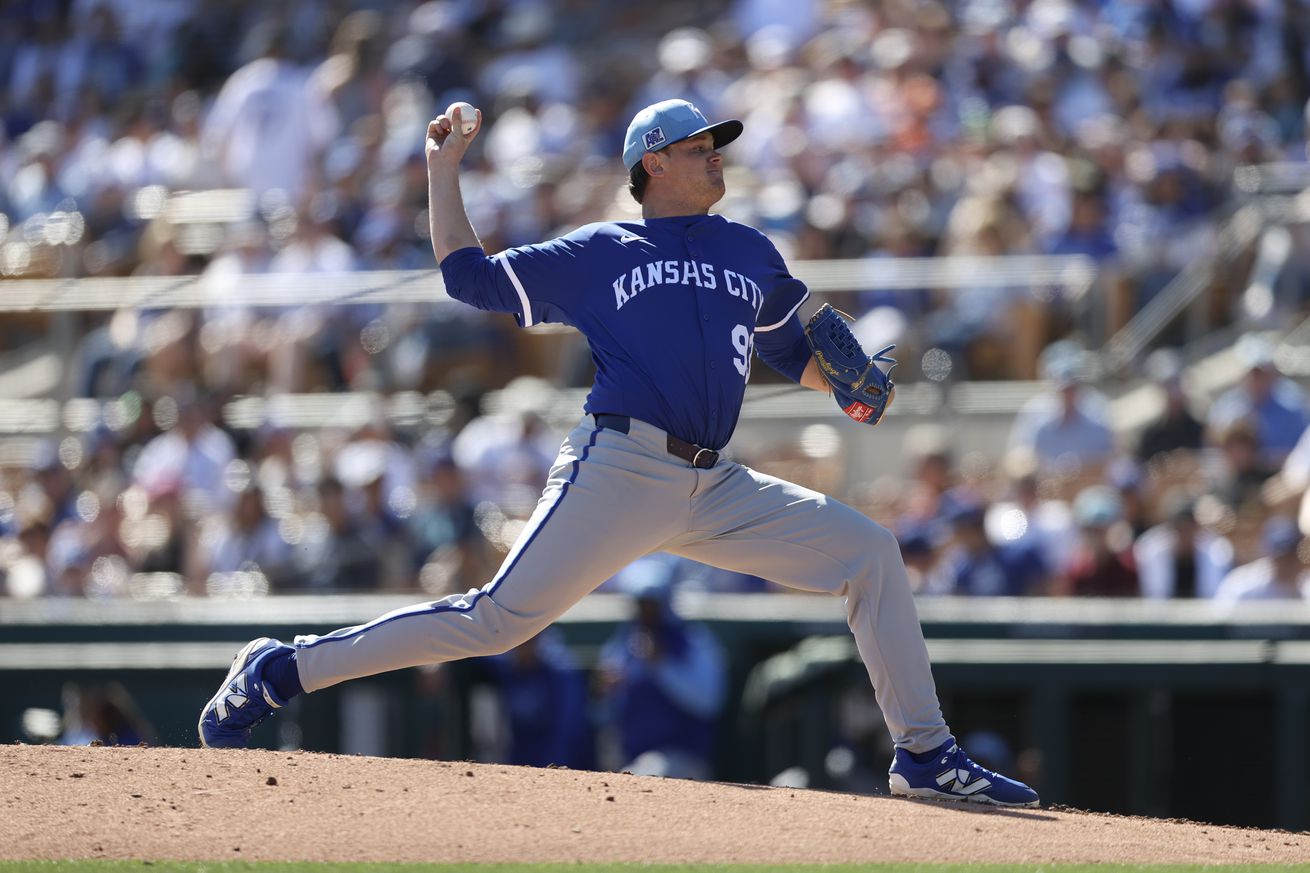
left=644, top=132, right=725, bottom=210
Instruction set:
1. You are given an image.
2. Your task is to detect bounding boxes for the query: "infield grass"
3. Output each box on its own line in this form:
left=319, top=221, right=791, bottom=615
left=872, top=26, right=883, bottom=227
left=4, top=864, right=1310, bottom=872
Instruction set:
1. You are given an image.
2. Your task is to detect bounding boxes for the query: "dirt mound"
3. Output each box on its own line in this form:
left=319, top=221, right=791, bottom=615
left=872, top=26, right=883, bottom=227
left=2, top=744, right=1306, bottom=865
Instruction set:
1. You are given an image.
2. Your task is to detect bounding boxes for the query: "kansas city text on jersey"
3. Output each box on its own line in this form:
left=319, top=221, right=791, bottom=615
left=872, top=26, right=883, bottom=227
left=612, top=259, right=765, bottom=313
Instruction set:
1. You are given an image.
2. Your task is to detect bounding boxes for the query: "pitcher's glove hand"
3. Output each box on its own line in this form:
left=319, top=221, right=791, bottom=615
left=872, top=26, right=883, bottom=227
left=804, top=303, right=897, bottom=426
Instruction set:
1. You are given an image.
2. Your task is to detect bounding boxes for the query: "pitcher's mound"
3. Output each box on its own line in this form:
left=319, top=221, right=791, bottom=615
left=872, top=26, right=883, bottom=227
left=3, top=745, right=1306, bottom=865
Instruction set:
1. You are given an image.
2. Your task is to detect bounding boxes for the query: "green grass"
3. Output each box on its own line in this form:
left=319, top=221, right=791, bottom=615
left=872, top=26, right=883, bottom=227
left=2, top=859, right=1310, bottom=865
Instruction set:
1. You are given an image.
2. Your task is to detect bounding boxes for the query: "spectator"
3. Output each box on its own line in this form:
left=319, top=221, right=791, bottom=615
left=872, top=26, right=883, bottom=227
left=596, top=566, right=727, bottom=780
left=1105, top=457, right=1150, bottom=540
left=131, top=390, right=237, bottom=516
left=202, top=23, right=338, bottom=200
left=927, top=501, right=1045, bottom=597
left=26, top=440, right=79, bottom=529
left=1046, top=185, right=1117, bottom=261
left=896, top=522, right=940, bottom=596
left=1057, top=485, right=1139, bottom=598
left=1134, top=495, right=1234, bottom=600
left=1009, top=342, right=1116, bottom=475
left=45, top=478, right=130, bottom=599
left=1214, top=516, right=1309, bottom=603
left=133, top=481, right=192, bottom=580
left=451, top=379, right=559, bottom=515
left=895, top=424, right=975, bottom=541
left=3, top=516, right=54, bottom=598
left=985, top=451, right=1078, bottom=580
left=1135, top=348, right=1205, bottom=463
left=410, top=454, right=486, bottom=595
left=199, top=484, right=293, bottom=591
left=1207, top=418, right=1275, bottom=514
left=266, top=206, right=360, bottom=393
left=293, top=475, right=381, bottom=592
left=310, top=11, right=391, bottom=132
left=1206, top=335, right=1309, bottom=467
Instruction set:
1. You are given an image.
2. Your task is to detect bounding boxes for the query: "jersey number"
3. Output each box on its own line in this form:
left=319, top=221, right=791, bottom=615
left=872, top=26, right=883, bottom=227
left=732, top=324, right=753, bottom=379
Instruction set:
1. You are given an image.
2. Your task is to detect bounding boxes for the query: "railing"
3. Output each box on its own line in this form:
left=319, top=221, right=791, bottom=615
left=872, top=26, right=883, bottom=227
left=0, top=254, right=1097, bottom=313
left=1099, top=179, right=1310, bottom=376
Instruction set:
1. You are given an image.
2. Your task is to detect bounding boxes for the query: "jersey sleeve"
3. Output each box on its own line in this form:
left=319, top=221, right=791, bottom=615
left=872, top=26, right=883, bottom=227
left=752, top=234, right=812, bottom=382
left=439, top=232, right=589, bottom=328
left=754, top=236, right=810, bottom=334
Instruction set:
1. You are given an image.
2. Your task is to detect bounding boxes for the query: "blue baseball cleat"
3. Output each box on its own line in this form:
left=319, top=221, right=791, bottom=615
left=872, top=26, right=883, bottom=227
left=889, top=738, right=1039, bottom=807
left=198, top=637, right=293, bottom=748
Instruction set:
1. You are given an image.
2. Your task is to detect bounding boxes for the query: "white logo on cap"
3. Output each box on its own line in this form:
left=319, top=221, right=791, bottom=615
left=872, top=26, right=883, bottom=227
left=643, top=127, right=666, bottom=150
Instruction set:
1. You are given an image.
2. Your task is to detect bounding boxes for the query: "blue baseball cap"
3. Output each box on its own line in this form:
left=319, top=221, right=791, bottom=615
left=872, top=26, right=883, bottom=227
left=622, top=99, right=743, bottom=171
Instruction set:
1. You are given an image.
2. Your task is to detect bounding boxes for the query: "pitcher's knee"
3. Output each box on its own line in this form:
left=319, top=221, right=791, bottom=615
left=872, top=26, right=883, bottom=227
left=462, top=595, right=549, bottom=657
left=838, top=516, right=899, bottom=593
left=837, top=508, right=896, bottom=556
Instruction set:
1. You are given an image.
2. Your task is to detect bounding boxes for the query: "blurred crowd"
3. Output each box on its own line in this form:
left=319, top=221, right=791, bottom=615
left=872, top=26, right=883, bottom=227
left=2, top=0, right=1310, bottom=384
left=881, top=335, right=1310, bottom=602
left=2, top=327, right=1310, bottom=602
left=1, top=0, right=1310, bottom=603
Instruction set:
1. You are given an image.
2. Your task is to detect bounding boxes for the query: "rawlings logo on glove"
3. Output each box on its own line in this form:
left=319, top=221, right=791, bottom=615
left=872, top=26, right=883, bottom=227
left=804, top=304, right=897, bottom=426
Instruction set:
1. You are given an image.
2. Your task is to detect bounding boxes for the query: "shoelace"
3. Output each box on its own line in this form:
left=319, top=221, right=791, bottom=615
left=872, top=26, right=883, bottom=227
left=950, top=747, right=1004, bottom=782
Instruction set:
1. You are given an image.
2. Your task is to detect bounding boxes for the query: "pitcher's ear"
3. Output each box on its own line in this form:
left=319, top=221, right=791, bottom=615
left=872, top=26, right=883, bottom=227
left=642, top=151, right=664, bottom=178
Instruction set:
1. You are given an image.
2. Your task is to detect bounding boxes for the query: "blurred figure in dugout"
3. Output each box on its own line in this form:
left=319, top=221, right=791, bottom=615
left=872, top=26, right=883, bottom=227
left=595, top=560, right=727, bottom=780
left=56, top=681, right=156, bottom=748
left=475, top=628, right=595, bottom=771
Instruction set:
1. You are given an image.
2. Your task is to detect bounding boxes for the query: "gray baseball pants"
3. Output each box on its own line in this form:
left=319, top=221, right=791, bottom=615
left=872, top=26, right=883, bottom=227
left=294, top=415, right=951, bottom=753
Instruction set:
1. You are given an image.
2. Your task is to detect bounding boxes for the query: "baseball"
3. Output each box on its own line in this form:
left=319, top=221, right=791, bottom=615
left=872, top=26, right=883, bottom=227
left=448, top=101, right=478, bottom=135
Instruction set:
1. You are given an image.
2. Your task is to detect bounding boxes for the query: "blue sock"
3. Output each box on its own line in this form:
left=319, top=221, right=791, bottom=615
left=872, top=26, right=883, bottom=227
left=261, top=649, right=304, bottom=701
left=907, top=739, right=951, bottom=764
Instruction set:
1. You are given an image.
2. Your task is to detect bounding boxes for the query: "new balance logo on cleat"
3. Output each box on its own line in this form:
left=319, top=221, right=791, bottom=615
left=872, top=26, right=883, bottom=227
left=936, top=767, right=992, bottom=796
left=213, top=674, right=250, bottom=723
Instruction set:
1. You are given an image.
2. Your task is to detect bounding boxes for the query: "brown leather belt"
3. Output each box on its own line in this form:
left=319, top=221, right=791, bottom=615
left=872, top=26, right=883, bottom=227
left=592, top=413, right=720, bottom=469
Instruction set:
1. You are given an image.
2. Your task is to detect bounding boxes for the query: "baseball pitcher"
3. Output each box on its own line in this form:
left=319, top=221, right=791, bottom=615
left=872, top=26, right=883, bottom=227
left=199, top=98, right=1038, bottom=807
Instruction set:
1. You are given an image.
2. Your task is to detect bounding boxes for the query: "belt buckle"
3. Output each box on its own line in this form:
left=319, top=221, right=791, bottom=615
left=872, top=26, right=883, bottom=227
left=692, top=447, right=716, bottom=469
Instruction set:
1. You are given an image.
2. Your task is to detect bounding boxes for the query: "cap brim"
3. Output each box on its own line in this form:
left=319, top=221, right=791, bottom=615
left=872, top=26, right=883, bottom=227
left=676, top=118, right=743, bottom=152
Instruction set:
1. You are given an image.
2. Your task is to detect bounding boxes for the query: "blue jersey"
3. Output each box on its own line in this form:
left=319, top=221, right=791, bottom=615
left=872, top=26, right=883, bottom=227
left=440, top=214, right=811, bottom=449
